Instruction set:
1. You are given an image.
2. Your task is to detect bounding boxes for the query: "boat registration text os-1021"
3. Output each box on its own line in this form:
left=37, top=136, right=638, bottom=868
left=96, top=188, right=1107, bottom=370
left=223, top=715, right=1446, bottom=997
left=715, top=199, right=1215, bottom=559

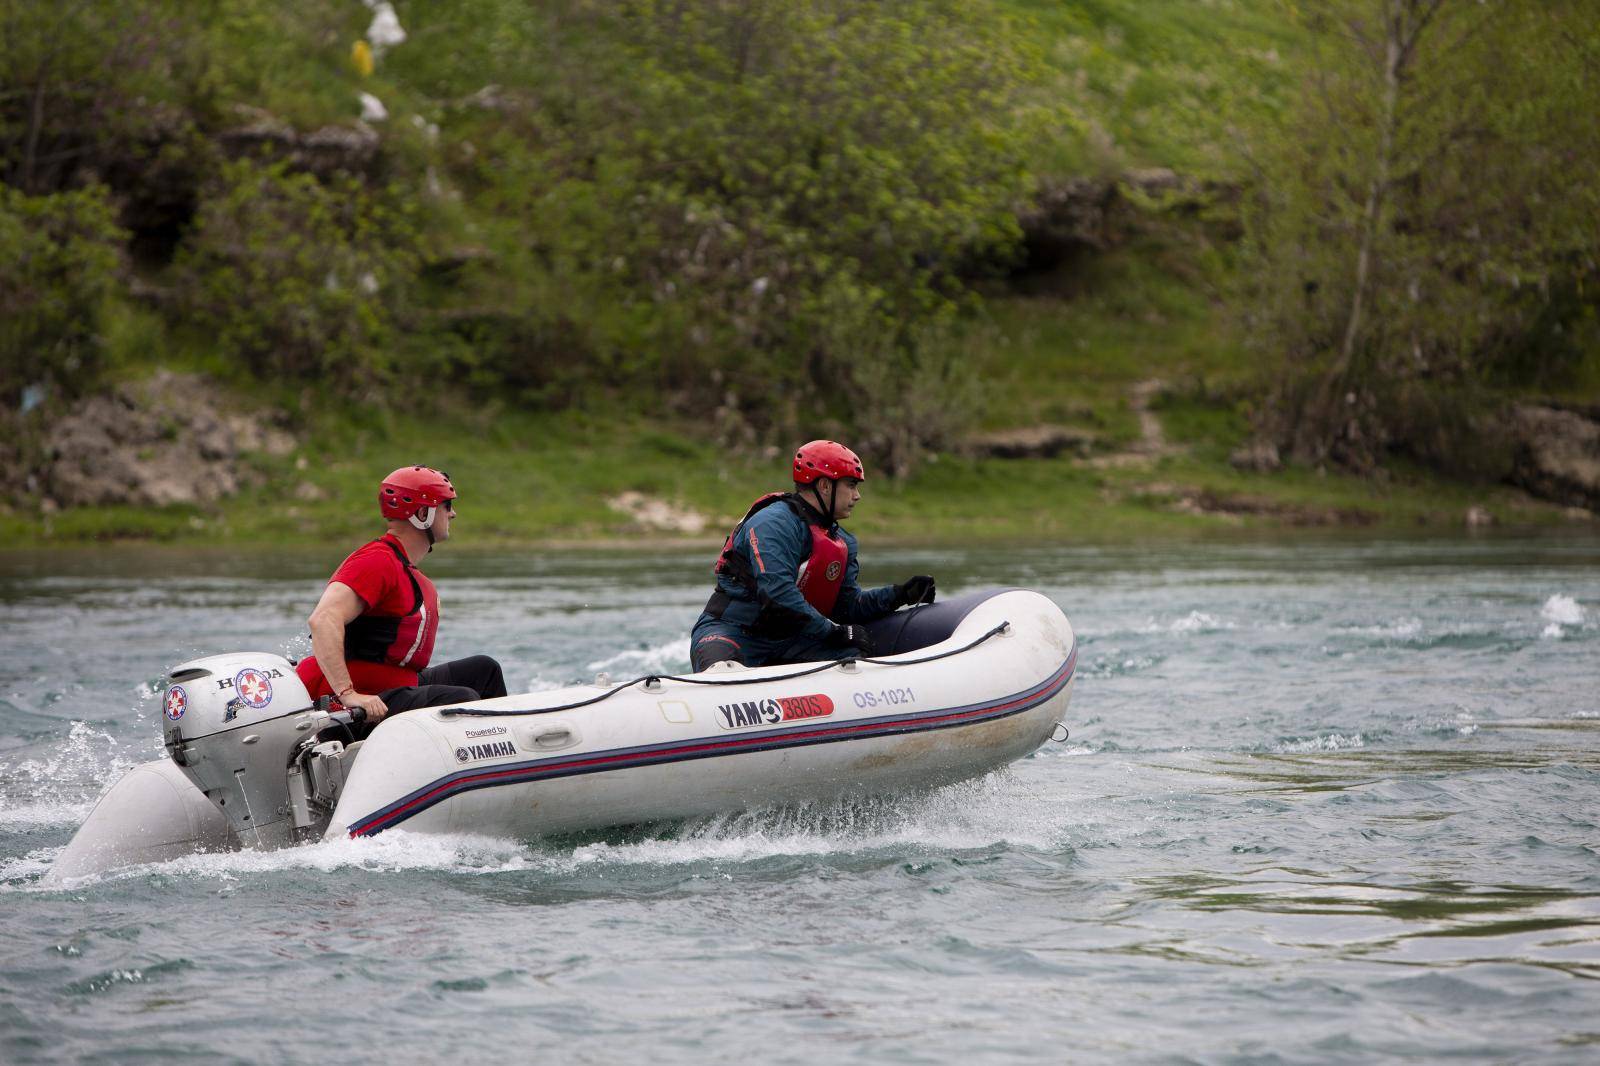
left=46, top=589, right=1077, bottom=882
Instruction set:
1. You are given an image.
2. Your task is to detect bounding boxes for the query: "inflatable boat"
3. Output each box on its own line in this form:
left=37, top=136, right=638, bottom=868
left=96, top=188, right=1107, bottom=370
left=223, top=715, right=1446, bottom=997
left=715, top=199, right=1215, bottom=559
left=46, top=588, right=1076, bottom=882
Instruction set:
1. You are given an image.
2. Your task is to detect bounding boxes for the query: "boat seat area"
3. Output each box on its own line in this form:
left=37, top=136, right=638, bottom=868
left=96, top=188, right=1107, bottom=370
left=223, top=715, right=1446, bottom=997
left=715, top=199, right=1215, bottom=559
left=859, top=587, right=1012, bottom=657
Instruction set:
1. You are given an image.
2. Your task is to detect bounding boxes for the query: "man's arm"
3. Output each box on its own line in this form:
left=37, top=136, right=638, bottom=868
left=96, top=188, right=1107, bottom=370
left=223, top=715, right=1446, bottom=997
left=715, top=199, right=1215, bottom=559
left=308, top=582, right=389, bottom=720
left=830, top=533, right=899, bottom=623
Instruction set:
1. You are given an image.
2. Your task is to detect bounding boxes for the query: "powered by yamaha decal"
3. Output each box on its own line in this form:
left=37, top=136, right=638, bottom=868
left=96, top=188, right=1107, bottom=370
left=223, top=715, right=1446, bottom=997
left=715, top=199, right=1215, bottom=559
left=455, top=740, right=516, bottom=763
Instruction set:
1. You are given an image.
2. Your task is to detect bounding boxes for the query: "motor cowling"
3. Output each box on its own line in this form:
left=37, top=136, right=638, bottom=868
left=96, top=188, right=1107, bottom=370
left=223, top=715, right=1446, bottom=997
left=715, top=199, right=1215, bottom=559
left=160, top=652, right=318, bottom=848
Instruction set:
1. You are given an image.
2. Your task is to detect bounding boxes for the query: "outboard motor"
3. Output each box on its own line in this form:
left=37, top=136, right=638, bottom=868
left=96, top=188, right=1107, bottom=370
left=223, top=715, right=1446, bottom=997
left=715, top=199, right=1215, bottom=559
left=160, top=652, right=352, bottom=848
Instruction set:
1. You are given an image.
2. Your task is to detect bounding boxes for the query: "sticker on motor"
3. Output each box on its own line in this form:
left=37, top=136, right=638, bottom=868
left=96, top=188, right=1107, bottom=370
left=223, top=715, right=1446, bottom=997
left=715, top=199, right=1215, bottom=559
left=233, top=668, right=274, bottom=710
left=716, top=693, right=834, bottom=729
left=164, top=685, right=188, bottom=721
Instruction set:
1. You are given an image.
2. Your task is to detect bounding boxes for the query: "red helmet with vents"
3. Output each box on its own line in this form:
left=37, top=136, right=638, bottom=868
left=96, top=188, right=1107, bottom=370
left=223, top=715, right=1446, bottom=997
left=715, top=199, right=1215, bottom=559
left=379, top=466, right=456, bottom=520
left=792, top=441, right=865, bottom=484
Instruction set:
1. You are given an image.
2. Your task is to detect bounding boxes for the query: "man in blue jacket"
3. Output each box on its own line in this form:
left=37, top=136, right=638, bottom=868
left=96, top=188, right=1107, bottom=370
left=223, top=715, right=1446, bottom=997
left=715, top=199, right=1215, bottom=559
left=690, top=440, right=937, bottom=670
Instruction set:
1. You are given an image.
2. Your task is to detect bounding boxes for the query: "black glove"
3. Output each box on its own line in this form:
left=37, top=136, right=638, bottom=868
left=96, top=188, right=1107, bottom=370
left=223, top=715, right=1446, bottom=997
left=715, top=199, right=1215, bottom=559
left=826, top=623, right=874, bottom=656
left=896, top=575, right=936, bottom=607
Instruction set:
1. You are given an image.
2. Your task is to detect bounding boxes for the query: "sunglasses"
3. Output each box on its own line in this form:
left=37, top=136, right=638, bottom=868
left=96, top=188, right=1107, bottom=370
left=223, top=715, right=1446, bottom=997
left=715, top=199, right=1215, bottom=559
left=439, top=471, right=455, bottom=514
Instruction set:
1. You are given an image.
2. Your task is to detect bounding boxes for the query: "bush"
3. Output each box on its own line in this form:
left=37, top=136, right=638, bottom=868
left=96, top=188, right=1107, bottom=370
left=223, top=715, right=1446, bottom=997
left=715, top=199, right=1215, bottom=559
left=1242, top=0, right=1600, bottom=474
left=394, top=0, right=1048, bottom=471
left=172, top=159, right=423, bottom=387
left=0, top=184, right=127, bottom=407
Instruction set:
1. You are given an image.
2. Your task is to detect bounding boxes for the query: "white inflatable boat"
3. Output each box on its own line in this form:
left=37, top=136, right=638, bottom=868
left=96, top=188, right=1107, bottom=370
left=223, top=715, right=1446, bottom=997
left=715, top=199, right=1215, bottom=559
left=47, top=588, right=1076, bottom=882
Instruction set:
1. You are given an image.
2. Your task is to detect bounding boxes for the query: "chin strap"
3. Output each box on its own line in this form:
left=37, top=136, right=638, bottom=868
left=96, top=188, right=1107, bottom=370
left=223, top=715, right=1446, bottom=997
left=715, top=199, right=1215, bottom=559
left=817, top=479, right=838, bottom=527
left=409, top=506, right=438, bottom=552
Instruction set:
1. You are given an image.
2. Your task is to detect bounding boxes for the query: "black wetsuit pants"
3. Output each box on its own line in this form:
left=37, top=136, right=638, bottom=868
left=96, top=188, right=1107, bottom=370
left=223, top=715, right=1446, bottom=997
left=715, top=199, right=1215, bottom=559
left=379, top=655, right=508, bottom=713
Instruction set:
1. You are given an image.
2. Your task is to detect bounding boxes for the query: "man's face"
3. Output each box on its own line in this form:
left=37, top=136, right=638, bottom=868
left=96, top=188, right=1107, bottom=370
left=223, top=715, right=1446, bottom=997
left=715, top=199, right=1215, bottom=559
left=432, top=500, right=455, bottom=542
left=828, top=477, right=862, bottom=520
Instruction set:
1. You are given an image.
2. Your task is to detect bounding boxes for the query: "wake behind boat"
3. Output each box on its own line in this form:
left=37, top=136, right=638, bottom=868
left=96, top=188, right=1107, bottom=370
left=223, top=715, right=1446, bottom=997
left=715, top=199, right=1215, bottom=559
left=46, top=588, right=1076, bottom=882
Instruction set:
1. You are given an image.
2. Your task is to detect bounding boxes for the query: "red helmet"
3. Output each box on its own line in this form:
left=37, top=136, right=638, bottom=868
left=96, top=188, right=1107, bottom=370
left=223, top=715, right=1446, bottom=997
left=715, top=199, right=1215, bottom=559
left=793, top=440, right=865, bottom=484
left=379, top=465, right=456, bottom=520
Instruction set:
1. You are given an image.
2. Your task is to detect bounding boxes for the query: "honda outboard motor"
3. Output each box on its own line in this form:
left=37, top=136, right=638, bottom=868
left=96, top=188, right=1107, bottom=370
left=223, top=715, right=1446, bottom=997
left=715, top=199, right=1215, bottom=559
left=161, top=652, right=327, bottom=848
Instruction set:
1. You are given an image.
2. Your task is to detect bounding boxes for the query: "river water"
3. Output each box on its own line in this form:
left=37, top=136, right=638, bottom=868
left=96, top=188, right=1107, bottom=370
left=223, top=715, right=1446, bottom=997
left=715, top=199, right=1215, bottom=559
left=2, top=535, right=1597, bottom=1063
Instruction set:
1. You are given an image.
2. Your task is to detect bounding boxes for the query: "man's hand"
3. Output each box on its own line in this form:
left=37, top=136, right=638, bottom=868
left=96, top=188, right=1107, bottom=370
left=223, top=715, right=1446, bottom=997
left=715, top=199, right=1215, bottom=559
left=896, top=575, right=936, bottom=607
left=826, top=624, right=874, bottom=656
left=339, top=690, right=389, bottom=721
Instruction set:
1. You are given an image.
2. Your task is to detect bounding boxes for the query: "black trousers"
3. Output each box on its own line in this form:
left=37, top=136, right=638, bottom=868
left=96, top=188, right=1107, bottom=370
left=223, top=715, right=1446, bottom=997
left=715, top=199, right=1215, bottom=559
left=379, top=655, right=508, bottom=713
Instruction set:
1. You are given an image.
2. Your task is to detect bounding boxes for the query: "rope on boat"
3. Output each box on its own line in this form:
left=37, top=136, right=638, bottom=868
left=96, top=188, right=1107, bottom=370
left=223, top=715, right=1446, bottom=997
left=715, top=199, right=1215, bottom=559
left=442, top=621, right=1012, bottom=718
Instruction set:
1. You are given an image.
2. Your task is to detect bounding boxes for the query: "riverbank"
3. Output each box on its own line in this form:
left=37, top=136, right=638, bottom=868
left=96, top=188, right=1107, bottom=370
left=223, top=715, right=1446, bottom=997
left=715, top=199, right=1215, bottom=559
left=11, top=399, right=1593, bottom=550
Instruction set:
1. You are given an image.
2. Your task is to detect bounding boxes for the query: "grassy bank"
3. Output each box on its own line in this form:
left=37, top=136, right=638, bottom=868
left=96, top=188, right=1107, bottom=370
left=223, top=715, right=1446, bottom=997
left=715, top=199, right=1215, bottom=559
left=16, top=218, right=1591, bottom=548
left=8, top=0, right=1595, bottom=549
left=15, top=398, right=1586, bottom=550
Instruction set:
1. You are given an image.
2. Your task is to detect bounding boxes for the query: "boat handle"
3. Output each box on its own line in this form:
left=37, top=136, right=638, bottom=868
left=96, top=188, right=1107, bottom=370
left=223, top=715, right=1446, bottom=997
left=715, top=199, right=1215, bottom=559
left=532, top=726, right=576, bottom=749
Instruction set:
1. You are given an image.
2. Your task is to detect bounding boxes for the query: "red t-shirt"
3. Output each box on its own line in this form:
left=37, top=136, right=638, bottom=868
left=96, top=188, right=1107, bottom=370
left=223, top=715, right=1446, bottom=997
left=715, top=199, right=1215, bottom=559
left=296, top=534, right=426, bottom=698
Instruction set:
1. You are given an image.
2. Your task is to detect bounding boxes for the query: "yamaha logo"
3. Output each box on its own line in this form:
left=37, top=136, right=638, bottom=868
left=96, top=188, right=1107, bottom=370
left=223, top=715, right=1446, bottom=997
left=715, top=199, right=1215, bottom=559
left=456, top=740, right=517, bottom=762
left=716, top=693, right=835, bottom=730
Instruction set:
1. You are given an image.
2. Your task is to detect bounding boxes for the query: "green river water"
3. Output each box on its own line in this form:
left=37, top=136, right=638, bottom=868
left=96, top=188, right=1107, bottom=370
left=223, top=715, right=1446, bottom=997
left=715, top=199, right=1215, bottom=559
left=1, top=534, right=1597, bottom=1063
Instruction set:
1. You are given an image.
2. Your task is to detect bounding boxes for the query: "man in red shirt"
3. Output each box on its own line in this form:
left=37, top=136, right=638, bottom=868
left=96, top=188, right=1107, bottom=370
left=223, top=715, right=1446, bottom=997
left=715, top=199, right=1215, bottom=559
left=295, top=466, right=506, bottom=728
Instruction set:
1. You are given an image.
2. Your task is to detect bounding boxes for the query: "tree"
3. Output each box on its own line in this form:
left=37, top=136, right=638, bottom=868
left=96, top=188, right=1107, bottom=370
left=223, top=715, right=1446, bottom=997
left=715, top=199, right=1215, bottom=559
left=1243, top=0, right=1600, bottom=474
left=396, top=0, right=1049, bottom=472
left=0, top=184, right=126, bottom=406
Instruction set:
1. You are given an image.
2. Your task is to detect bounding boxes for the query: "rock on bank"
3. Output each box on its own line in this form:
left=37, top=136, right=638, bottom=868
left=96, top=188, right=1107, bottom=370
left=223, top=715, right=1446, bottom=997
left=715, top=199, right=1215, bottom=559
left=20, top=370, right=295, bottom=510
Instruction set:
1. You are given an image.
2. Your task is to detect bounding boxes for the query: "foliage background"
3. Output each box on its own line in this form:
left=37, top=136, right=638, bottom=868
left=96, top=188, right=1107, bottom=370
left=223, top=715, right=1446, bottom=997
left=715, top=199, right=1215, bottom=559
left=2, top=0, right=1597, bottom=538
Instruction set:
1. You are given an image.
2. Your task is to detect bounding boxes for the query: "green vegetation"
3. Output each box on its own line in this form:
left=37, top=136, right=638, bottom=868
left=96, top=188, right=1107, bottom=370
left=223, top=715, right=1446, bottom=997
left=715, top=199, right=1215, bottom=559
left=3, top=0, right=1596, bottom=546
left=11, top=399, right=1576, bottom=549
left=0, top=184, right=126, bottom=406
left=1246, top=0, right=1600, bottom=474
left=173, top=160, right=424, bottom=385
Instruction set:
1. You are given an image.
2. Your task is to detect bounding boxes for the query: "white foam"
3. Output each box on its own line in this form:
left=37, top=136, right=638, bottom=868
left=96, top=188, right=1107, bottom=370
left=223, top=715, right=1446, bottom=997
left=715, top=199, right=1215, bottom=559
left=1136, top=611, right=1235, bottom=635
left=0, top=722, right=136, bottom=828
left=1273, top=732, right=1367, bottom=753
left=22, top=831, right=544, bottom=891
left=17, top=774, right=1076, bottom=888
left=585, top=638, right=692, bottom=675
left=0, top=799, right=98, bottom=830
left=0, top=848, right=63, bottom=886
left=1334, top=618, right=1423, bottom=639
left=568, top=778, right=1066, bottom=868
left=1540, top=594, right=1585, bottom=626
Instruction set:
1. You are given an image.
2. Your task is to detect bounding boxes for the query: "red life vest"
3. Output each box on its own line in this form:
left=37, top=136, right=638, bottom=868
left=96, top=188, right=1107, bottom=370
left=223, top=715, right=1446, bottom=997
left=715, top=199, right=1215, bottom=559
left=795, top=520, right=848, bottom=615
left=713, top=493, right=848, bottom=616
left=343, top=538, right=440, bottom=671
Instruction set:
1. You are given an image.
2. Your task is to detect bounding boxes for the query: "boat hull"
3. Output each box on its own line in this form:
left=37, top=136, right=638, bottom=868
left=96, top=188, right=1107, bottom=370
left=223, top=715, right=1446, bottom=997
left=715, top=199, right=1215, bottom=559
left=46, top=758, right=238, bottom=884
left=330, top=589, right=1076, bottom=839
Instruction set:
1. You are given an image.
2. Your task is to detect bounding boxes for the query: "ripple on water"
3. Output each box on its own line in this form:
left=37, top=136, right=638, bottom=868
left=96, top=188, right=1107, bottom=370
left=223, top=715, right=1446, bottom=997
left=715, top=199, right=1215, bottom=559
left=4, top=539, right=1598, bottom=1063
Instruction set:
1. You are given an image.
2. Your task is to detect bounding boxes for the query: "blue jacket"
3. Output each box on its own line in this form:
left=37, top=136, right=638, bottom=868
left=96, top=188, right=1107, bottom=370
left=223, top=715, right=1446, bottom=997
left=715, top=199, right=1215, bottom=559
left=707, top=497, right=898, bottom=641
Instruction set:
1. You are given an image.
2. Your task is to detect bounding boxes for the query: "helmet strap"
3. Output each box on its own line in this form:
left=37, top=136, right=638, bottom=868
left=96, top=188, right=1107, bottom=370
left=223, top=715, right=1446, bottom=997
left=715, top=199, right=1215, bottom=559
left=819, top=478, right=838, bottom=526
left=410, top=505, right=438, bottom=552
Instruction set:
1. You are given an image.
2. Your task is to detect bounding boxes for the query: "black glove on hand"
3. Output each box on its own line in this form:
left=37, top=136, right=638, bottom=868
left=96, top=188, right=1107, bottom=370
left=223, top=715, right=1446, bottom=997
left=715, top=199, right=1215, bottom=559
left=896, top=575, right=936, bottom=607
left=826, top=623, right=874, bottom=656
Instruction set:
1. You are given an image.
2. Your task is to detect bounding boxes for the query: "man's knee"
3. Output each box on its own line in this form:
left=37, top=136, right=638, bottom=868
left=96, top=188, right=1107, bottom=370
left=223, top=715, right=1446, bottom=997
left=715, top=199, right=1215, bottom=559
left=422, top=655, right=507, bottom=699
left=383, top=683, right=480, bottom=713
left=457, top=655, right=506, bottom=699
left=692, top=633, right=745, bottom=672
left=772, top=638, right=853, bottom=665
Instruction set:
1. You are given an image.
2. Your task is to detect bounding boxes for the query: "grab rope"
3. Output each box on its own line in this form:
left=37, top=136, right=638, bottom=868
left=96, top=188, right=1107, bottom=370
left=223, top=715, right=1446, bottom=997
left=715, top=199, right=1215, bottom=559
left=442, top=621, right=1011, bottom=718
